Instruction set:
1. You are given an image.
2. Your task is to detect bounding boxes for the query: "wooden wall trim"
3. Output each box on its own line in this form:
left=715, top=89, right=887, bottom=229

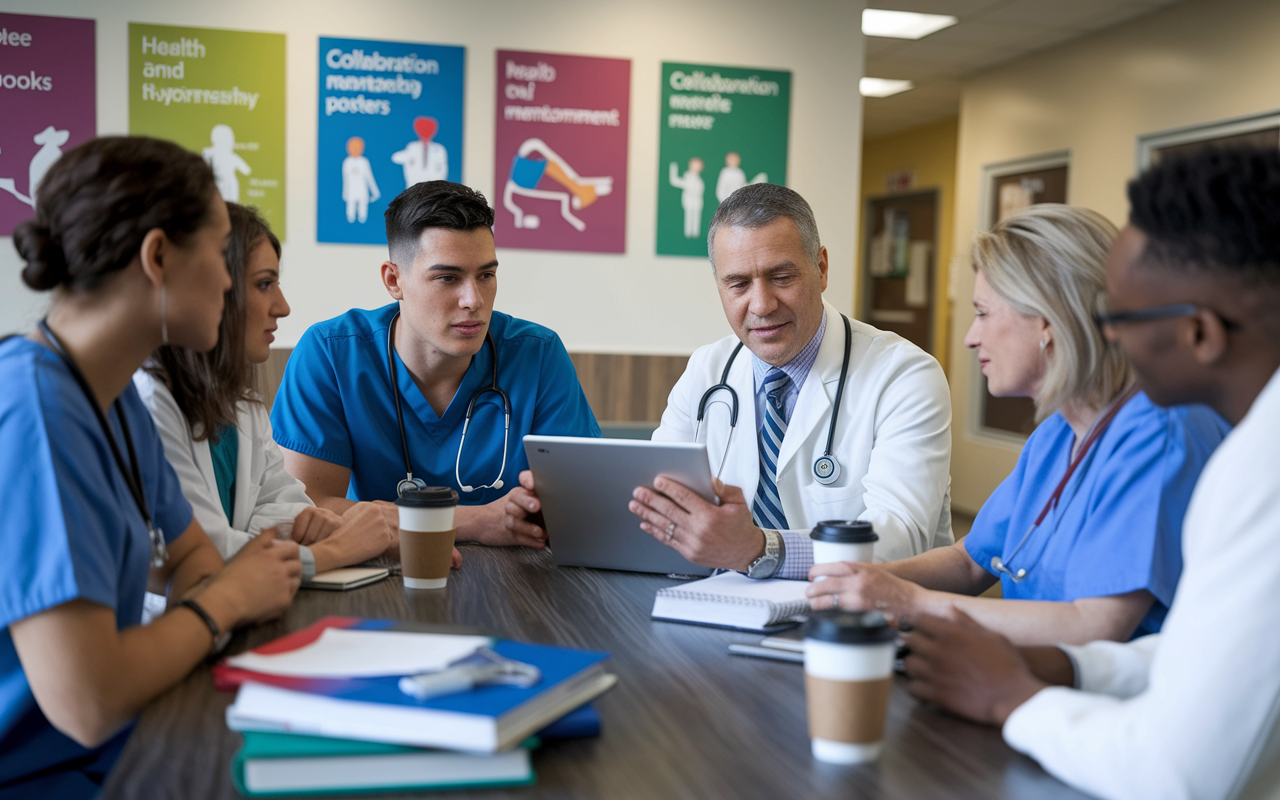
left=256, top=347, right=688, bottom=424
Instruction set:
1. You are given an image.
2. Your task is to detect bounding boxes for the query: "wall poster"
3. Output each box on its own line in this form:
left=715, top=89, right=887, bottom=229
left=493, top=49, right=630, bottom=254
left=0, top=12, right=95, bottom=236
left=129, top=23, right=287, bottom=237
left=317, top=37, right=465, bottom=245
left=656, top=62, right=791, bottom=258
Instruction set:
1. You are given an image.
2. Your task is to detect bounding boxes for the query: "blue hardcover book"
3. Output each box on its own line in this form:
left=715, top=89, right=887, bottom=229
left=227, top=634, right=616, bottom=753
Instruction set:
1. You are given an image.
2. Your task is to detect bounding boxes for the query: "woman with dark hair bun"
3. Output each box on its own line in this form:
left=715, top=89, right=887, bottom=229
left=134, top=203, right=407, bottom=578
left=0, top=137, right=301, bottom=797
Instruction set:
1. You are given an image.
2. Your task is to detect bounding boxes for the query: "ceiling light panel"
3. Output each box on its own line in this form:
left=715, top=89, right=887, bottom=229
left=860, top=77, right=915, bottom=97
left=862, top=9, right=959, bottom=39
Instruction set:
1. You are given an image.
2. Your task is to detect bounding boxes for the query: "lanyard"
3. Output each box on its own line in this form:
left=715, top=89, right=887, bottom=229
left=37, top=319, right=169, bottom=567
left=991, top=385, right=1138, bottom=582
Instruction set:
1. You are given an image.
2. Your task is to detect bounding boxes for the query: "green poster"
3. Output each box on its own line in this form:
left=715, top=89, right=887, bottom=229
left=129, top=23, right=287, bottom=238
left=656, top=62, right=790, bottom=258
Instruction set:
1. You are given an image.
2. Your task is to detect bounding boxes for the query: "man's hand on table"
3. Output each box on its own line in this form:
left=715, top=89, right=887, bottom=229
left=900, top=608, right=1049, bottom=726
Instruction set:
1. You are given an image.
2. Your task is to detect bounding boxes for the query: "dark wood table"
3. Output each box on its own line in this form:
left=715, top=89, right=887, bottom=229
left=104, top=545, right=1091, bottom=800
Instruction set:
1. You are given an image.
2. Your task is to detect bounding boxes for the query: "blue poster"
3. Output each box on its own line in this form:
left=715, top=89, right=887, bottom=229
left=316, top=37, right=464, bottom=245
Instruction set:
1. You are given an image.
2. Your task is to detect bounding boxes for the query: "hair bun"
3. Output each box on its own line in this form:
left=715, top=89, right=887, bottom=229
left=13, top=220, right=69, bottom=291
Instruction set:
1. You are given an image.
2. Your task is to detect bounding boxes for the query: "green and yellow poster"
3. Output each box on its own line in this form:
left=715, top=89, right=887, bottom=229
left=129, top=23, right=286, bottom=237
left=656, top=62, right=791, bottom=258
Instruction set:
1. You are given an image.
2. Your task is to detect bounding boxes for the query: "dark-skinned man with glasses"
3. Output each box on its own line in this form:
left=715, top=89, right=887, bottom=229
left=900, top=146, right=1280, bottom=800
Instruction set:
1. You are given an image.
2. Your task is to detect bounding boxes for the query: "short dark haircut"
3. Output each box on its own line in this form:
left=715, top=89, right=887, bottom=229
left=384, top=180, right=494, bottom=265
left=707, top=183, right=821, bottom=272
left=13, top=136, right=217, bottom=292
left=146, top=203, right=279, bottom=440
left=1128, top=145, right=1280, bottom=288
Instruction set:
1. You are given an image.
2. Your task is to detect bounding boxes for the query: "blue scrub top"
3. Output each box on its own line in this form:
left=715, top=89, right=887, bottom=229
left=0, top=338, right=192, bottom=797
left=271, top=305, right=600, bottom=504
left=964, top=392, right=1229, bottom=638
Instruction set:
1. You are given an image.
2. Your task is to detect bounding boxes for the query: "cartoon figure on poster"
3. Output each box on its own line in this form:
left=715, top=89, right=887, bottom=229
left=0, top=125, right=71, bottom=208
left=341, top=136, right=380, bottom=224
left=668, top=157, right=705, bottom=238
left=715, top=152, right=767, bottom=204
left=504, top=138, right=613, bottom=232
left=203, top=124, right=251, bottom=202
left=392, top=116, right=449, bottom=188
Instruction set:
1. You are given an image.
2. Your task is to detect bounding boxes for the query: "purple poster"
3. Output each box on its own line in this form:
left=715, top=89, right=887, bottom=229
left=0, top=13, right=95, bottom=236
left=493, top=50, right=629, bottom=253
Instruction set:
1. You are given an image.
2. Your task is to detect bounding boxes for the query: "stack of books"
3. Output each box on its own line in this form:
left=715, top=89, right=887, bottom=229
left=215, top=617, right=616, bottom=796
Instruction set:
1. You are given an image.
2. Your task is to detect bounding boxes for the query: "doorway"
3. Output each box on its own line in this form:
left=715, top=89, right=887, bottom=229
left=860, top=190, right=937, bottom=356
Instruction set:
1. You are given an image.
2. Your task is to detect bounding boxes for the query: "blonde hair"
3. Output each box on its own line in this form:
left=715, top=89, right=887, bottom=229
left=972, top=204, right=1132, bottom=422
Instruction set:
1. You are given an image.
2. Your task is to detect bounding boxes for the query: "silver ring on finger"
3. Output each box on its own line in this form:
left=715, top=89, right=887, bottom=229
left=665, top=520, right=677, bottom=542
left=832, top=593, right=839, bottom=609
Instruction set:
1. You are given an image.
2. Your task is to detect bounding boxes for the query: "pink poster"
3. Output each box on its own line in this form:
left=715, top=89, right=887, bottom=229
left=0, top=12, right=95, bottom=236
left=493, top=50, right=630, bottom=253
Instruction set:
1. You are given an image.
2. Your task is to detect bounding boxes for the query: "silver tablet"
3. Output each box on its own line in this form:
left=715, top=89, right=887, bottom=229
left=523, top=435, right=716, bottom=576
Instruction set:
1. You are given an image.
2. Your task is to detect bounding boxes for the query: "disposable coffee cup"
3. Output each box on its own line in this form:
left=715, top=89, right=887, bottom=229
left=396, top=486, right=458, bottom=590
left=810, top=521, right=877, bottom=578
left=802, top=609, right=896, bottom=764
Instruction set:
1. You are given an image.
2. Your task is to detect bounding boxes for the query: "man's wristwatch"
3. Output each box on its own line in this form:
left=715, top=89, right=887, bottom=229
left=180, top=598, right=232, bottom=657
left=745, top=528, right=785, bottom=580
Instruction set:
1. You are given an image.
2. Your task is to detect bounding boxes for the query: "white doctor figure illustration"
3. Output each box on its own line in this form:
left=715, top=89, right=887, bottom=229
left=391, top=116, right=449, bottom=188
left=341, top=136, right=380, bottom=224
left=0, top=125, right=71, bottom=208
left=715, top=152, right=768, bottom=204
left=203, top=124, right=251, bottom=202
left=669, top=157, right=705, bottom=238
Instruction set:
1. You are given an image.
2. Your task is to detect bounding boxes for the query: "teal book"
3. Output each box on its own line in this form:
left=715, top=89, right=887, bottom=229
left=231, top=731, right=534, bottom=797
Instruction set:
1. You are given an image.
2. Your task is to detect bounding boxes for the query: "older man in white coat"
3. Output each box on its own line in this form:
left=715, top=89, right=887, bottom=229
left=627, top=183, right=953, bottom=578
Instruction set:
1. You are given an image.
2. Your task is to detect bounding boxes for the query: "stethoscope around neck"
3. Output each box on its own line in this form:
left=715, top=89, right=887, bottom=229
left=989, top=385, right=1138, bottom=583
left=386, top=311, right=511, bottom=498
left=695, top=314, right=854, bottom=485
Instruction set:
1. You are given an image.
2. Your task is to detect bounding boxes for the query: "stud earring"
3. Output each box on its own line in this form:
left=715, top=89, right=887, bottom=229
left=1039, top=337, right=1049, bottom=352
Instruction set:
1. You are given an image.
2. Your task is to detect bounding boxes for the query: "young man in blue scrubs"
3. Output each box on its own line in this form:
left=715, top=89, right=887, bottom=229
left=272, top=181, right=599, bottom=546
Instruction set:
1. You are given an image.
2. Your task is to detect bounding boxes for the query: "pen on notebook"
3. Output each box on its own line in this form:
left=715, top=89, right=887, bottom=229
left=727, top=643, right=805, bottom=663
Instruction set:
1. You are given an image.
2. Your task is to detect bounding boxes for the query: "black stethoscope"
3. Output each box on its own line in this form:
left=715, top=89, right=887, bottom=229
left=695, top=314, right=853, bottom=485
left=387, top=311, right=510, bottom=498
left=989, top=385, right=1138, bottom=582
left=37, top=319, right=169, bottom=567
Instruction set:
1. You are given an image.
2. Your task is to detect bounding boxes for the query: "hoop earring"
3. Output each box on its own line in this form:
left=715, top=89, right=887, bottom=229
left=160, top=284, right=169, bottom=345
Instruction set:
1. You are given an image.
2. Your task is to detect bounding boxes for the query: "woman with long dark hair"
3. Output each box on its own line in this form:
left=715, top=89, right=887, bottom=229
left=135, top=203, right=401, bottom=576
left=0, top=137, right=301, bottom=797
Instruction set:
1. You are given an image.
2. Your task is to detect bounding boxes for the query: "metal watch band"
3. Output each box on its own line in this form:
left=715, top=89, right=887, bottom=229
left=746, top=528, right=784, bottom=579
left=179, top=598, right=227, bottom=655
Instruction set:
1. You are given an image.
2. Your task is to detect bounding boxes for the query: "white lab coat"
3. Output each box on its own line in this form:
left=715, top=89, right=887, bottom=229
left=1002, top=365, right=1280, bottom=800
left=653, top=300, right=953, bottom=562
left=133, top=371, right=312, bottom=561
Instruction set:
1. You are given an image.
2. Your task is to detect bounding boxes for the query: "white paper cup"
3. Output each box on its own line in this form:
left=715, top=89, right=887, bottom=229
left=802, top=611, right=896, bottom=764
left=396, top=487, right=458, bottom=590
left=810, top=521, right=878, bottom=580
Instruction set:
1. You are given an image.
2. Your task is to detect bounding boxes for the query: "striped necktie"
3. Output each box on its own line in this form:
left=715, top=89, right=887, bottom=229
left=752, top=368, right=791, bottom=530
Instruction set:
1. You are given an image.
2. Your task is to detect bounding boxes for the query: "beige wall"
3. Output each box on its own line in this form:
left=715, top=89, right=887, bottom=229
left=858, top=117, right=958, bottom=371
left=948, top=0, right=1280, bottom=512
left=0, top=0, right=865, bottom=357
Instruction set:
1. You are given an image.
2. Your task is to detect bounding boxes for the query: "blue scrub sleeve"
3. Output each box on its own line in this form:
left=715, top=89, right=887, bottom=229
left=963, top=439, right=1032, bottom=575
left=270, top=326, right=355, bottom=468
left=530, top=333, right=600, bottom=438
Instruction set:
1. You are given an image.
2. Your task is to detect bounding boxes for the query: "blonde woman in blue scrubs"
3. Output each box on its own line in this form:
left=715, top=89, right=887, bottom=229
left=807, top=205, right=1230, bottom=646
left=0, top=138, right=301, bottom=797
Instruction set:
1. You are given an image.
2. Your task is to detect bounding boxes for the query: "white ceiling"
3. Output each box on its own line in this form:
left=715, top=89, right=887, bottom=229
left=862, top=0, right=1187, bottom=137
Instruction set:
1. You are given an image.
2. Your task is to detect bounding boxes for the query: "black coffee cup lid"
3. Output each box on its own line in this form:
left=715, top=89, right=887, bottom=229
left=810, top=520, right=878, bottom=543
left=802, top=610, right=896, bottom=644
left=395, top=486, right=459, bottom=508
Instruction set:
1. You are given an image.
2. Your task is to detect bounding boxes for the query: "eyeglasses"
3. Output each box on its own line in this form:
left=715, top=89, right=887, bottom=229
left=1093, top=302, right=1239, bottom=331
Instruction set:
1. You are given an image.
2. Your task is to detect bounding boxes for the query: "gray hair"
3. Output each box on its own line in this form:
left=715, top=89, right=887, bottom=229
left=973, top=204, right=1132, bottom=422
left=707, top=183, right=822, bottom=271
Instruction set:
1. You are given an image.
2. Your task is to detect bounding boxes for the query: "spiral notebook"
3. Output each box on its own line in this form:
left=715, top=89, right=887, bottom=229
left=651, top=572, right=810, bottom=632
